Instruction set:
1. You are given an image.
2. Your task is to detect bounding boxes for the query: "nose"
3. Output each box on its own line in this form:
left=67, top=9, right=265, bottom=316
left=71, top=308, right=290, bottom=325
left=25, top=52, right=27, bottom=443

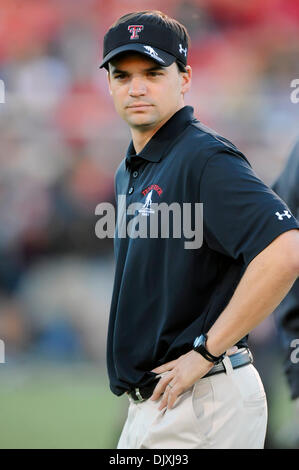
left=128, top=77, right=147, bottom=97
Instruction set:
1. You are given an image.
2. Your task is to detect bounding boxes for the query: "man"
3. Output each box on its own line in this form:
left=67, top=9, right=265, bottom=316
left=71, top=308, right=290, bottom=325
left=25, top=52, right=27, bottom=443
left=272, top=140, right=299, bottom=446
left=100, top=10, right=299, bottom=449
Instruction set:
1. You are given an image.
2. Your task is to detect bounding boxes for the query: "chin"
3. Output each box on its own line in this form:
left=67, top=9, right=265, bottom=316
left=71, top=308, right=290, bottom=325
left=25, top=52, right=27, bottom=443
left=128, top=116, right=157, bottom=128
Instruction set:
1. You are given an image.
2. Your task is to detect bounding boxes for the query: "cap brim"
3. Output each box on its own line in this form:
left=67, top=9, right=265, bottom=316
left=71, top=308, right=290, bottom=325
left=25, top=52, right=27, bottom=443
left=99, top=43, right=176, bottom=69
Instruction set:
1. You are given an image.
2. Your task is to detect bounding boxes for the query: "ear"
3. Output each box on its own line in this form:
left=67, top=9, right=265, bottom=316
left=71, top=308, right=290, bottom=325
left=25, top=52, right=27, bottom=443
left=181, top=65, right=192, bottom=96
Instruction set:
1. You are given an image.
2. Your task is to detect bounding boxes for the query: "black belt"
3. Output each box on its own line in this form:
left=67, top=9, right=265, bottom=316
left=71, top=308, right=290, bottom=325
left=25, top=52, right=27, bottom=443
left=128, top=348, right=253, bottom=403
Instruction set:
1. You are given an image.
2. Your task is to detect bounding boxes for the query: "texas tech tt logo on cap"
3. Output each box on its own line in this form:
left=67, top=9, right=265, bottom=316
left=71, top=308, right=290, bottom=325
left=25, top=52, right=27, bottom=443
left=128, top=25, right=144, bottom=39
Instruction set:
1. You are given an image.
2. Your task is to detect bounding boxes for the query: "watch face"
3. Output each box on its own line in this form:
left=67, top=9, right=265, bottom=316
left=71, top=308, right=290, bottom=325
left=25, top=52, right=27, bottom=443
left=193, top=336, right=202, bottom=348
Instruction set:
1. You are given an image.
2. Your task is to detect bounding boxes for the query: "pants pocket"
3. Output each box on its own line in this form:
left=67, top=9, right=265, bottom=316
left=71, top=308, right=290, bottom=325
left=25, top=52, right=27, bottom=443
left=188, top=377, right=214, bottom=443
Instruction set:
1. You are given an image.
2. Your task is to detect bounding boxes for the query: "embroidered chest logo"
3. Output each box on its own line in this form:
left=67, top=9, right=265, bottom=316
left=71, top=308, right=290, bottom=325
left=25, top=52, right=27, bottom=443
left=128, top=25, right=144, bottom=40
left=139, top=184, right=163, bottom=216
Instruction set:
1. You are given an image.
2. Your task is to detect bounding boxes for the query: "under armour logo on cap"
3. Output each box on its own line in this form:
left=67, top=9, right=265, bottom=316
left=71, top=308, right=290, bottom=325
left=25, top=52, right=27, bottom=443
left=179, top=44, right=187, bottom=57
left=128, top=25, right=144, bottom=40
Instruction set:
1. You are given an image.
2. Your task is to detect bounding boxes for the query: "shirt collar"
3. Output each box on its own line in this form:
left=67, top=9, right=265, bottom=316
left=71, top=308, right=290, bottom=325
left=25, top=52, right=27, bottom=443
left=125, top=106, right=196, bottom=170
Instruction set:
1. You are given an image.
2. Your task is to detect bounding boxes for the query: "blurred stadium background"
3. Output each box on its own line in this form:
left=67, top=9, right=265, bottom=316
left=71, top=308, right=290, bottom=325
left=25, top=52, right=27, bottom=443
left=0, top=0, right=298, bottom=449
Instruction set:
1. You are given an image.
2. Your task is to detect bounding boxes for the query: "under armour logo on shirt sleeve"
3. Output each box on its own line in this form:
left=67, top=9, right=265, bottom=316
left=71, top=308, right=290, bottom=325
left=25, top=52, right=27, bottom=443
left=275, top=210, right=292, bottom=220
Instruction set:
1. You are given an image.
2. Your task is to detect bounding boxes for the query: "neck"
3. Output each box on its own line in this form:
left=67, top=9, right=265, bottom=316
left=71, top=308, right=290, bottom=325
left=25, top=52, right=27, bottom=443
left=131, top=127, right=160, bottom=155
left=130, top=105, right=184, bottom=154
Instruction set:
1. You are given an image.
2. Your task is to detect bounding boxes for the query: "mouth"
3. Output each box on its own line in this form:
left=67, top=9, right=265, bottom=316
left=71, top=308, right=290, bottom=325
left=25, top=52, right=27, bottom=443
left=126, top=104, right=153, bottom=111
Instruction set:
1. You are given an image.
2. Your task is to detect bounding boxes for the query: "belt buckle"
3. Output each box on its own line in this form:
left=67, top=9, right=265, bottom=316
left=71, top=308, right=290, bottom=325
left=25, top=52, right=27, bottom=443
left=134, top=387, right=146, bottom=402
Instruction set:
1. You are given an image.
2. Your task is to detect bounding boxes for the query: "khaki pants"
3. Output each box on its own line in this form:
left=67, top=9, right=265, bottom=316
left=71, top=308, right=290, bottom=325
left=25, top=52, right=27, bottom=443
left=117, top=359, right=268, bottom=449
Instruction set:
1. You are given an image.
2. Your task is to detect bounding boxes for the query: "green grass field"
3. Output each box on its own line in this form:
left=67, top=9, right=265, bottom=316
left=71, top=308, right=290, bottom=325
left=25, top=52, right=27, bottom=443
left=0, top=359, right=297, bottom=448
left=0, top=362, right=127, bottom=449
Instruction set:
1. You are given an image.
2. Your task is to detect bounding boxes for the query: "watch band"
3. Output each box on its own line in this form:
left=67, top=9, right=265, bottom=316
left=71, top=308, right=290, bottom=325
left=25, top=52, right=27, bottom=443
left=193, top=334, right=226, bottom=365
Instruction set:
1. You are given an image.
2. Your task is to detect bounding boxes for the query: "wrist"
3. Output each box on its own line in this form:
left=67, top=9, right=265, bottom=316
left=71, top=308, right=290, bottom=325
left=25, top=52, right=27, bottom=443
left=205, top=336, right=226, bottom=358
left=191, top=349, right=215, bottom=369
left=193, top=334, right=226, bottom=365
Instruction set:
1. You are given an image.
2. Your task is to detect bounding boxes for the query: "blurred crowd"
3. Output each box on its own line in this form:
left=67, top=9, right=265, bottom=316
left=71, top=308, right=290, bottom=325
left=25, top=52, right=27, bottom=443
left=0, top=0, right=298, bottom=435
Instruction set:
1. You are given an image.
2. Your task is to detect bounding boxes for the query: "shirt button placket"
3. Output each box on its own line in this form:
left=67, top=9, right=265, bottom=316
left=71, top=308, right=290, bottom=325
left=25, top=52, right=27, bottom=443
left=128, top=169, right=138, bottom=195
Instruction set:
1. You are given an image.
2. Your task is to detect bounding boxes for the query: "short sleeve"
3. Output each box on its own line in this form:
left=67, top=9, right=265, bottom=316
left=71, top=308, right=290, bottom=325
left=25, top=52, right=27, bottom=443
left=200, top=149, right=299, bottom=267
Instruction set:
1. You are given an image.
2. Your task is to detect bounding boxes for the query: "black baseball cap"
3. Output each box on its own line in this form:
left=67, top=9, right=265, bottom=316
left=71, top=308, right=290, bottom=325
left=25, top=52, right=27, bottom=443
left=100, top=15, right=189, bottom=70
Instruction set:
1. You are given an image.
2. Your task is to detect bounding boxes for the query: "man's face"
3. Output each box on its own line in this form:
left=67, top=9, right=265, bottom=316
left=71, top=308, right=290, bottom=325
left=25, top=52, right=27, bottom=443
left=107, top=52, right=191, bottom=131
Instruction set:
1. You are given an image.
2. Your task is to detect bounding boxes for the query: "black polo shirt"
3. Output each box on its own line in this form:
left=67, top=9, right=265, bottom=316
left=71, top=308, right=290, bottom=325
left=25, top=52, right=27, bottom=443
left=107, top=105, right=299, bottom=396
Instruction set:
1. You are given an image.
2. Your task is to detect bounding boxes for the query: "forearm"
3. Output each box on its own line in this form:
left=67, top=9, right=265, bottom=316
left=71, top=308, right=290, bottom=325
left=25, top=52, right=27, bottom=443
left=151, top=231, right=299, bottom=410
left=206, top=230, right=299, bottom=357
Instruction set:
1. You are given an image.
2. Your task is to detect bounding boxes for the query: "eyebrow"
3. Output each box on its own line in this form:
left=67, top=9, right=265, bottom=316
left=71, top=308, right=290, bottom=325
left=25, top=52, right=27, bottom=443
left=110, top=65, right=165, bottom=75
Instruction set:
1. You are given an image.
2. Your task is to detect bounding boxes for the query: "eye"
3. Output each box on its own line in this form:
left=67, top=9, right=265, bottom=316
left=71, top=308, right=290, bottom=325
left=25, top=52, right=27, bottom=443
left=114, top=74, right=127, bottom=80
left=148, top=71, right=162, bottom=77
